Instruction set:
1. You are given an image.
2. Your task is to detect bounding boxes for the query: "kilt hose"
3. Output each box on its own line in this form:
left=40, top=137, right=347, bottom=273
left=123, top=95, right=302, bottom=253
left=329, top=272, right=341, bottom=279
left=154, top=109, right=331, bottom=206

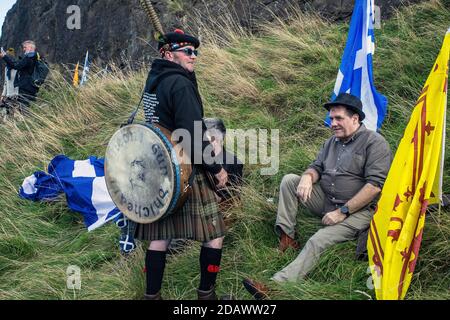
left=135, top=167, right=226, bottom=242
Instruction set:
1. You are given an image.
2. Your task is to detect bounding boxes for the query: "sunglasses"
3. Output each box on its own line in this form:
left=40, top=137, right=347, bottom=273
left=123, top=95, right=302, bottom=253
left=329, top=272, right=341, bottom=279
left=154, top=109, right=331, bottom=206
left=173, top=48, right=199, bottom=57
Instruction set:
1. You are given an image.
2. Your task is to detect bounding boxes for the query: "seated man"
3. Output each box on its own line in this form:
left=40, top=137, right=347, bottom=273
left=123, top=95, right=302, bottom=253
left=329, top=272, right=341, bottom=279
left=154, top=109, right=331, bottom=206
left=204, top=117, right=243, bottom=202
left=243, top=93, right=392, bottom=299
left=169, top=118, right=243, bottom=254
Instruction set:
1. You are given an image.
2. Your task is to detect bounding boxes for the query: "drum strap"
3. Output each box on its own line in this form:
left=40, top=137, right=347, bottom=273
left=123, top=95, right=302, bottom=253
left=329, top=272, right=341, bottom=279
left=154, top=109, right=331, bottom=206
left=188, top=165, right=197, bottom=189
left=123, top=93, right=144, bottom=127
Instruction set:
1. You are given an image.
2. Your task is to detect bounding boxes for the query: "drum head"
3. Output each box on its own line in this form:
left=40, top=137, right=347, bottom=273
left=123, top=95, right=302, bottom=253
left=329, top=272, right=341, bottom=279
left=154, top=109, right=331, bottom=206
left=105, top=124, right=179, bottom=224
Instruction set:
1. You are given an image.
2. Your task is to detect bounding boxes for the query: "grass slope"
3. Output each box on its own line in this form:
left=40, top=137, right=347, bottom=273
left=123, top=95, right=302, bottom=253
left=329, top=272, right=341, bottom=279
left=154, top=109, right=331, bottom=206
left=0, top=0, right=449, bottom=300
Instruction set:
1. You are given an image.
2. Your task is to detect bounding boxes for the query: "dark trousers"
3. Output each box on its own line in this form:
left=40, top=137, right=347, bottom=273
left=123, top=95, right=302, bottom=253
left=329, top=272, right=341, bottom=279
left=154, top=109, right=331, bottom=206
left=17, top=90, right=36, bottom=114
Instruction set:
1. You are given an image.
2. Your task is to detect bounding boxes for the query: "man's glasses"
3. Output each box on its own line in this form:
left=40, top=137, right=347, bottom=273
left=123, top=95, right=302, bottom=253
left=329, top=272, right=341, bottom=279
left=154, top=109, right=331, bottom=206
left=173, top=48, right=199, bottom=57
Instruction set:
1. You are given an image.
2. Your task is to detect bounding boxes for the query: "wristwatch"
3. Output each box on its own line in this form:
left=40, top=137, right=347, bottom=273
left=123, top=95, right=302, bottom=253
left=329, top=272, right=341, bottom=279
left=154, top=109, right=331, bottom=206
left=340, top=205, right=350, bottom=217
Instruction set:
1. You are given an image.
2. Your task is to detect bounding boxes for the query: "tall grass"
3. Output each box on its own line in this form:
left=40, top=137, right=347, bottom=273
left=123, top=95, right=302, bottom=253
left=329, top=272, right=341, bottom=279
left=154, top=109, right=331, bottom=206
left=0, top=0, right=449, bottom=299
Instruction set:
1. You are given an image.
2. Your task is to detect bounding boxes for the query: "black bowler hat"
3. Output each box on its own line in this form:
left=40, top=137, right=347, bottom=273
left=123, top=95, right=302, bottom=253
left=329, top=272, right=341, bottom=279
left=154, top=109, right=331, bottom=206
left=158, top=29, right=200, bottom=51
left=323, top=93, right=365, bottom=121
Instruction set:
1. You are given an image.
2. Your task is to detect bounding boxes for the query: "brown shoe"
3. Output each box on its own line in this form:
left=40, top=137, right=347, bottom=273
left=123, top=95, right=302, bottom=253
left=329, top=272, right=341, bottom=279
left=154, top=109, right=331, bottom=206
left=144, top=291, right=162, bottom=300
left=242, top=278, right=270, bottom=300
left=278, top=232, right=300, bottom=252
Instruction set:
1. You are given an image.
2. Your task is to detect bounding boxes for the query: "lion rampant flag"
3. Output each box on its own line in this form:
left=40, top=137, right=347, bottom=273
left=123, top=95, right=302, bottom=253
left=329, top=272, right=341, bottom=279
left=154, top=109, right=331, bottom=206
left=368, top=28, right=449, bottom=300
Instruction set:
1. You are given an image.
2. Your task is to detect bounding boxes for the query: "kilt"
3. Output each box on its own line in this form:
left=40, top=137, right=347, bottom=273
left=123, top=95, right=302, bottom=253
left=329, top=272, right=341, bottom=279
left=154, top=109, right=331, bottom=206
left=134, top=167, right=226, bottom=242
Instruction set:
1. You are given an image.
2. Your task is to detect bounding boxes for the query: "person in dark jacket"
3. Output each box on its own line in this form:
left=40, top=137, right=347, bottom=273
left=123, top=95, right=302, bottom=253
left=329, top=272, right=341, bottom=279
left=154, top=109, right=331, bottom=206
left=0, top=40, right=39, bottom=113
left=135, top=29, right=229, bottom=300
left=0, top=48, right=19, bottom=121
left=204, top=117, right=243, bottom=202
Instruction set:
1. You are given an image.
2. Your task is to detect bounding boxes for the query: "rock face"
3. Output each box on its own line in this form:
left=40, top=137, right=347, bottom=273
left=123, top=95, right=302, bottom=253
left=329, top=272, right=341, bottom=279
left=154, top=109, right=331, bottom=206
left=0, top=0, right=422, bottom=66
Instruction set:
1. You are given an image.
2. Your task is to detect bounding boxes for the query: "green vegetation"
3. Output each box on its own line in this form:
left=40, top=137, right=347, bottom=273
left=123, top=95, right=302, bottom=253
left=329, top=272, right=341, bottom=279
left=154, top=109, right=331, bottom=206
left=0, top=0, right=449, bottom=300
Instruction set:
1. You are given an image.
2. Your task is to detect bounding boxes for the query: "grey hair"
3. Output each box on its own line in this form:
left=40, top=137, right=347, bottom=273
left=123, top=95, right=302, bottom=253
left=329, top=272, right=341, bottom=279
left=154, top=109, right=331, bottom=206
left=22, top=40, right=36, bottom=48
left=204, top=118, right=226, bottom=135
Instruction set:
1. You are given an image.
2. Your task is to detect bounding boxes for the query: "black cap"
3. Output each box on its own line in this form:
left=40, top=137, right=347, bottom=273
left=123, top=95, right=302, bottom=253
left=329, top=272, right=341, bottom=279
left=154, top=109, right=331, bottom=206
left=158, top=29, right=200, bottom=51
left=323, top=93, right=365, bottom=121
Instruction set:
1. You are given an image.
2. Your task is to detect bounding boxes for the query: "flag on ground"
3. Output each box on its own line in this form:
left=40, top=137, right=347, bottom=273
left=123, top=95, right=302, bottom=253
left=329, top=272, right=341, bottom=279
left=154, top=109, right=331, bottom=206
left=367, top=28, right=449, bottom=300
left=328, top=0, right=387, bottom=131
left=19, top=155, right=120, bottom=231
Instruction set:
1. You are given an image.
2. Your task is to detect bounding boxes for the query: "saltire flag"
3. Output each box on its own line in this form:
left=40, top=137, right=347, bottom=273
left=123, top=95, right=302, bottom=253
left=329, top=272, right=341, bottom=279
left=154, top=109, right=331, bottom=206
left=367, top=28, right=449, bottom=300
left=116, top=214, right=137, bottom=254
left=80, top=51, right=90, bottom=86
left=19, top=155, right=121, bottom=231
left=73, top=61, right=80, bottom=87
left=327, top=0, right=388, bottom=131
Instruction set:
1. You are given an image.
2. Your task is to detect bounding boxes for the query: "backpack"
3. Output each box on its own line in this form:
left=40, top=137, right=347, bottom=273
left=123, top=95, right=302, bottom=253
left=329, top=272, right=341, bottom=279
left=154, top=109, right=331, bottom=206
left=31, top=53, right=50, bottom=88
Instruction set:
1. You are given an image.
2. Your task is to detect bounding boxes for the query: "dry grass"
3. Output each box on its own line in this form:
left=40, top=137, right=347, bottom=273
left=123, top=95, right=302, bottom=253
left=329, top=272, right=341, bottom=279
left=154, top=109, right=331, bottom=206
left=0, top=0, right=449, bottom=300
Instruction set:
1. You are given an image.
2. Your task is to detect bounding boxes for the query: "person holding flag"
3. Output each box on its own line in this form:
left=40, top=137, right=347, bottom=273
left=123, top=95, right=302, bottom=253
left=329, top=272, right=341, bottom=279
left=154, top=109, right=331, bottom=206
left=368, top=28, right=450, bottom=300
left=0, top=48, right=19, bottom=120
left=0, top=40, right=39, bottom=113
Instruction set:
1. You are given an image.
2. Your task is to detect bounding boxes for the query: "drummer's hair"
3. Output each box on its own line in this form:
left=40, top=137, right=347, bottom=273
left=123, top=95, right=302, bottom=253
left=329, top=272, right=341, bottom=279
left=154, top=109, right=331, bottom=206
left=204, top=118, right=226, bottom=135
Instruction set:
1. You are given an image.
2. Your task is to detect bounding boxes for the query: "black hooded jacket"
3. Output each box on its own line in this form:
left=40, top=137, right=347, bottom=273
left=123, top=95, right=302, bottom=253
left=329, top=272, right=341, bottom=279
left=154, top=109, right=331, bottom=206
left=143, top=59, right=222, bottom=175
left=2, top=52, right=38, bottom=96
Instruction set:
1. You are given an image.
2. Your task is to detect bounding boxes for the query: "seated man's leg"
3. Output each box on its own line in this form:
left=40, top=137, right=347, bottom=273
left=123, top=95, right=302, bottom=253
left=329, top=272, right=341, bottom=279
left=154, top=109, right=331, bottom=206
left=275, top=174, right=301, bottom=239
left=272, top=208, right=373, bottom=283
left=275, top=174, right=325, bottom=251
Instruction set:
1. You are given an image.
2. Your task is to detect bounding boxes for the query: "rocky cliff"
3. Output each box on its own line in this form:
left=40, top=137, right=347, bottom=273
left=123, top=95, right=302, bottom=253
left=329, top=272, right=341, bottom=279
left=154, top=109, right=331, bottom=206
left=0, top=0, right=423, bottom=66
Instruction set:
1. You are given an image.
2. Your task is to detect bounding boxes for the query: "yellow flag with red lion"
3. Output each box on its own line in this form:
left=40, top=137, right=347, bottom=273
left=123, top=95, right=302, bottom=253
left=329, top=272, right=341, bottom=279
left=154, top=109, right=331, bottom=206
left=368, top=29, right=449, bottom=300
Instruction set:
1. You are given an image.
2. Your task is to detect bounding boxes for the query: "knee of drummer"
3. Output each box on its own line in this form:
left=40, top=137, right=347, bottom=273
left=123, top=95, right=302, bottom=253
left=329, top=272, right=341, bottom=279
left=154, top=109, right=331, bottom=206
left=149, top=239, right=171, bottom=251
left=204, top=237, right=224, bottom=249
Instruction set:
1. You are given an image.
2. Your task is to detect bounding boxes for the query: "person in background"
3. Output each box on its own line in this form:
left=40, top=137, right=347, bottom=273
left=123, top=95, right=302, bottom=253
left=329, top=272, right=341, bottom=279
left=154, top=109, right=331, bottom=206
left=204, top=117, right=243, bottom=203
left=0, top=48, right=19, bottom=120
left=0, top=40, right=39, bottom=113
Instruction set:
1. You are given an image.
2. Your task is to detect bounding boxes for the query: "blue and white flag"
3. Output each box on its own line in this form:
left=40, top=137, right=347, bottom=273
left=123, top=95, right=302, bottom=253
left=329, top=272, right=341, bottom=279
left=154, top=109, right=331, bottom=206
left=80, top=51, right=90, bottom=86
left=327, top=0, right=387, bottom=131
left=19, top=155, right=120, bottom=231
left=116, top=214, right=137, bottom=254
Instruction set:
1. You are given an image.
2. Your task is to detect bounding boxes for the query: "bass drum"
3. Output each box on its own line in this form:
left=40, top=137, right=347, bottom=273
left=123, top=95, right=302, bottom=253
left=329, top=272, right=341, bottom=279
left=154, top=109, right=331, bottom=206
left=105, top=123, right=192, bottom=224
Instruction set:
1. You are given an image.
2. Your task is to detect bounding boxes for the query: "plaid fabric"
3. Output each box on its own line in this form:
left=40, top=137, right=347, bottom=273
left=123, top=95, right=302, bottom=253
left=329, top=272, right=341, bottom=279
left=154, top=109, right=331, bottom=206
left=135, top=168, right=226, bottom=242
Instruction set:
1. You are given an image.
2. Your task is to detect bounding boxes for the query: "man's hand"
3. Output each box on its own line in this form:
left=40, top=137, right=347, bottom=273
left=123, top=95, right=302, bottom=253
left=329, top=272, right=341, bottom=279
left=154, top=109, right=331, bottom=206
left=296, top=174, right=313, bottom=203
left=322, top=209, right=347, bottom=226
left=215, top=168, right=228, bottom=189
